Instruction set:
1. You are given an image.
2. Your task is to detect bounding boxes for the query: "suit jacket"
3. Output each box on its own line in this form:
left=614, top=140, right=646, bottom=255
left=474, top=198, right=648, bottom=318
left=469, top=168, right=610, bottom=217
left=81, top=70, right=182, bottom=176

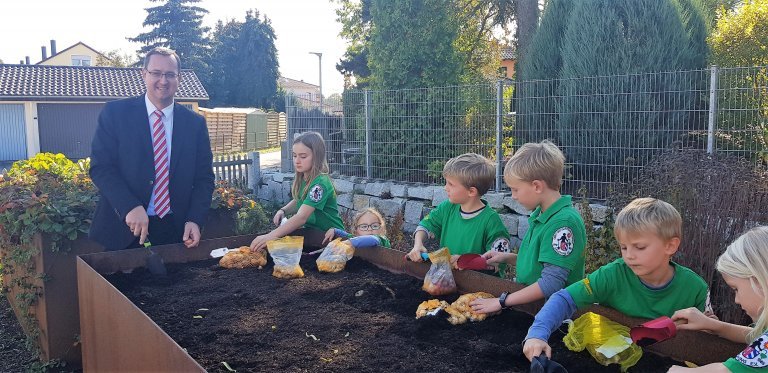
left=89, top=95, right=215, bottom=250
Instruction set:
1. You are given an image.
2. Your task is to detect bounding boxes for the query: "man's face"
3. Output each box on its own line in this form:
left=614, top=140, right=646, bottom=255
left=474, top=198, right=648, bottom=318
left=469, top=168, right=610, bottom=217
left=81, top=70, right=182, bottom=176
left=142, top=54, right=179, bottom=108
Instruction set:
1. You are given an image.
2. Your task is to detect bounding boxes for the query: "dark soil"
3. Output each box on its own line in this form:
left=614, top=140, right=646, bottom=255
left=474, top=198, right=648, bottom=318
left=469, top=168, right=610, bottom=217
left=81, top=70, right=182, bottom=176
left=107, top=256, right=680, bottom=373
left=0, top=295, right=38, bottom=372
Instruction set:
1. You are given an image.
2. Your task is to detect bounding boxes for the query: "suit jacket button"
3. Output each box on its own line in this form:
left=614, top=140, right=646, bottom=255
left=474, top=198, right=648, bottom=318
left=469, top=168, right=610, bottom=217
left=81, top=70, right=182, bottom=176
left=149, top=180, right=154, bottom=185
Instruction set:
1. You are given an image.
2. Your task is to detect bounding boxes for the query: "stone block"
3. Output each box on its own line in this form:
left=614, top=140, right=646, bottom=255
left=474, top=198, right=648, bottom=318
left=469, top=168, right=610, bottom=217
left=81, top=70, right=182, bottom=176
left=272, top=172, right=294, bottom=183
left=503, top=197, right=532, bottom=216
left=422, top=207, right=433, bottom=219
left=432, top=188, right=449, bottom=206
left=403, top=223, right=419, bottom=233
left=484, top=192, right=506, bottom=209
left=509, top=237, right=523, bottom=251
left=353, top=194, right=371, bottom=210
left=408, top=185, right=434, bottom=201
left=590, top=204, right=610, bottom=223
left=371, top=197, right=406, bottom=217
left=499, top=213, right=519, bottom=235
left=405, top=200, right=425, bottom=224
left=390, top=184, right=408, bottom=198
left=281, top=181, right=292, bottom=203
left=364, top=182, right=392, bottom=197
left=333, top=178, right=355, bottom=194
left=337, top=193, right=353, bottom=209
left=518, top=215, right=530, bottom=238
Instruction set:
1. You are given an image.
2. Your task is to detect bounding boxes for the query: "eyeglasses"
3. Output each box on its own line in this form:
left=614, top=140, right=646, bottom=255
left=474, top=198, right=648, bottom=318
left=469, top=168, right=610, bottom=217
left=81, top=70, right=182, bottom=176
left=145, top=69, right=178, bottom=80
left=355, top=223, right=382, bottom=231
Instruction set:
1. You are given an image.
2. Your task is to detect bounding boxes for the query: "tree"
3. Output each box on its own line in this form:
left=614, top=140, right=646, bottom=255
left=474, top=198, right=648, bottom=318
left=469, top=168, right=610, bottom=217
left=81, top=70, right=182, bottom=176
left=334, top=0, right=373, bottom=88
left=516, top=0, right=709, bottom=189
left=709, top=0, right=768, bottom=161
left=515, top=0, right=538, bottom=66
left=207, top=10, right=280, bottom=110
left=96, top=50, right=139, bottom=67
left=130, top=0, right=211, bottom=85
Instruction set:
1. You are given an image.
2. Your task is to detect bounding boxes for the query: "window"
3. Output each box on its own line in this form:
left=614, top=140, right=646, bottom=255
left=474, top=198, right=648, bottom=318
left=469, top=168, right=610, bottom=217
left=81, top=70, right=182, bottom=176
left=72, top=55, right=92, bottom=66
left=498, top=66, right=508, bottom=78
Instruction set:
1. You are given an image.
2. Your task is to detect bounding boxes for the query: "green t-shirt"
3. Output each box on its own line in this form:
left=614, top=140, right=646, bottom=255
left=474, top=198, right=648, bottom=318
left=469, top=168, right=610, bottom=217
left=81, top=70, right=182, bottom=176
left=516, top=195, right=586, bottom=286
left=296, top=174, right=344, bottom=232
left=723, top=330, right=768, bottom=372
left=566, top=258, right=708, bottom=319
left=419, top=200, right=512, bottom=255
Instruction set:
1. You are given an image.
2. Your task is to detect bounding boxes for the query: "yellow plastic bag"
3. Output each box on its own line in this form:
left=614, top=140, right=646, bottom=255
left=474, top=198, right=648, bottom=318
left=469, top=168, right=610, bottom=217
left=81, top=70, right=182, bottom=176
left=266, top=236, right=304, bottom=279
left=316, top=238, right=355, bottom=273
left=422, top=248, right=457, bottom=295
left=563, top=312, right=643, bottom=372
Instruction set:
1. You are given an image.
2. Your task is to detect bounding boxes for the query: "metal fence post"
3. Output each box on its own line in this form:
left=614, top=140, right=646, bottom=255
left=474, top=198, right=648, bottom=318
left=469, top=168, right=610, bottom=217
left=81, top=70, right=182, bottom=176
left=364, top=89, right=372, bottom=179
left=495, top=80, right=504, bottom=191
left=247, top=151, right=260, bottom=193
left=707, top=65, right=719, bottom=155
left=283, top=94, right=294, bottom=173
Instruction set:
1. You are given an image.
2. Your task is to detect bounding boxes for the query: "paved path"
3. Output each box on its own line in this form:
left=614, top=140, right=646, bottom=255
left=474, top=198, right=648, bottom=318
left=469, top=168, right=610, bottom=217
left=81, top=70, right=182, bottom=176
left=259, top=150, right=281, bottom=170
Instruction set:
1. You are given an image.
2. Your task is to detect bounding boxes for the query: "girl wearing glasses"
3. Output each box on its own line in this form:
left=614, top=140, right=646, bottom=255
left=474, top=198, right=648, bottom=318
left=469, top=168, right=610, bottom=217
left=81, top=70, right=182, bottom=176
left=321, top=208, right=391, bottom=249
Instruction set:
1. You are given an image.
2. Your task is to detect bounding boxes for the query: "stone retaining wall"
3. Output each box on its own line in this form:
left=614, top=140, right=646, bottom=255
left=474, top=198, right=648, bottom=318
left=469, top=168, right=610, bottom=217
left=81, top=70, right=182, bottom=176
left=256, top=171, right=610, bottom=249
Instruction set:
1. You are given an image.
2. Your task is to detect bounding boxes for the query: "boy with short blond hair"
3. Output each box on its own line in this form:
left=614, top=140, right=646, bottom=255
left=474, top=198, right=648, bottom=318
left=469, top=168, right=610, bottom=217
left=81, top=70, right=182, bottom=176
left=470, top=140, right=586, bottom=313
left=521, top=197, right=709, bottom=361
left=407, top=153, right=511, bottom=263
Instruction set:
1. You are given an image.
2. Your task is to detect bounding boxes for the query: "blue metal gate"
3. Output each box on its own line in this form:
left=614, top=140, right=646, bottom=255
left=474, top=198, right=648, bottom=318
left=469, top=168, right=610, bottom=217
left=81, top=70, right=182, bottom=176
left=0, top=104, right=27, bottom=161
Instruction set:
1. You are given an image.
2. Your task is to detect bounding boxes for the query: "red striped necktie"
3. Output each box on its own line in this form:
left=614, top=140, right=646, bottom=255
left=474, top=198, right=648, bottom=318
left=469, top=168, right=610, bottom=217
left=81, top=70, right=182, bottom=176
left=151, top=110, right=171, bottom=218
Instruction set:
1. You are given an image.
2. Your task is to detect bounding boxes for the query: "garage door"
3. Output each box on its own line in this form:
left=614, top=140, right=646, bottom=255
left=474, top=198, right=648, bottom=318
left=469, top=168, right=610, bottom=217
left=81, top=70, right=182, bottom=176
left=0, top=104, right=27, bottom=161
left=38, top=103, right=105, bottom=159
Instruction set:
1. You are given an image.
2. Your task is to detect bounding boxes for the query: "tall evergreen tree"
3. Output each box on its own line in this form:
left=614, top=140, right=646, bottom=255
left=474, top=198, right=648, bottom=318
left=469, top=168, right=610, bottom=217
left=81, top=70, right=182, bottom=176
left=130, top=0, right=211, bottom=85
left=207, top=10, right=280, bottom=110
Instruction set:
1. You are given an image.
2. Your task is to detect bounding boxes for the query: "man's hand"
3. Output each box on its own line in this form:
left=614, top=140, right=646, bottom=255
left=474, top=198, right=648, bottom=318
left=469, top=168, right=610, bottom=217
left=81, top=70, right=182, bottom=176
left=322, top=228, right=336, bottom=245
left=470, top=297, right=502, bottom=314
left=182, top=222, right=201, bottom=248
left=407, top=245, right=427, bottom=262
left=125, top=206, right=149, bottom=245
left=523, top=338, right=551, bottom=362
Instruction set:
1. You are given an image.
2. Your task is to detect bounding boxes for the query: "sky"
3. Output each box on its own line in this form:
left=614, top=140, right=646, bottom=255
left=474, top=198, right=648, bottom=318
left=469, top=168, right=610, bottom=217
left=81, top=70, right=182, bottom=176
left=0, top=0, right=347, bottom=95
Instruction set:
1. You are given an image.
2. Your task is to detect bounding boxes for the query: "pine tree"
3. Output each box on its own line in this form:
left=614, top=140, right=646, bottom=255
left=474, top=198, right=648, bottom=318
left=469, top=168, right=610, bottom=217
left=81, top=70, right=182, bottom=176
left=130, top=0, right=211, bottom=85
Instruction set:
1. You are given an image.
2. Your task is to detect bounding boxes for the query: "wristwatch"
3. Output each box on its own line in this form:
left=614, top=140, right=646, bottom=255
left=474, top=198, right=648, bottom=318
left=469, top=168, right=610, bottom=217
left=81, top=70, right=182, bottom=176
left=499, top=292, right=510, bottom=310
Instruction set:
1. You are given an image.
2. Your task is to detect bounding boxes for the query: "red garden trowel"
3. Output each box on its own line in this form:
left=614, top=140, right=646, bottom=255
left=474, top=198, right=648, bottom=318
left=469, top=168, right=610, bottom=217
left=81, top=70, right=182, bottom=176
left=455, top=254, right=491, bottom=270
left=630, top=316, right=678, bottom=347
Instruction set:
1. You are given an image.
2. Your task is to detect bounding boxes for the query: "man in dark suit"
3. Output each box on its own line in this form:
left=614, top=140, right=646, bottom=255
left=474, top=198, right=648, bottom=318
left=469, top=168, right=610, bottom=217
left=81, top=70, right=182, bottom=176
left=89, top=47, right=214, bottom=251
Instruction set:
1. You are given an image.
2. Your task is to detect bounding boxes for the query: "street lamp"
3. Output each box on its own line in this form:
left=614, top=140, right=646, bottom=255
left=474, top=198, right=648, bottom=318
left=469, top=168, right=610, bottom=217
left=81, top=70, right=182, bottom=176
left=309, top=52, right=323, bottom=110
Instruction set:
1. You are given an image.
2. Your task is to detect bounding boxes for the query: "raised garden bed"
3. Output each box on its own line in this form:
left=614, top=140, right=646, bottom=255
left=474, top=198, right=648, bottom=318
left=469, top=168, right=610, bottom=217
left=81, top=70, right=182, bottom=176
left=76, top=236, right=742, bottom=372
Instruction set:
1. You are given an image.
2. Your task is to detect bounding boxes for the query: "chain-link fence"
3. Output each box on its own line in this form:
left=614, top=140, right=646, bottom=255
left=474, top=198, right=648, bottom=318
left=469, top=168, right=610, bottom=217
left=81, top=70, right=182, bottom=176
left=287, top=66, right=768, bottom=200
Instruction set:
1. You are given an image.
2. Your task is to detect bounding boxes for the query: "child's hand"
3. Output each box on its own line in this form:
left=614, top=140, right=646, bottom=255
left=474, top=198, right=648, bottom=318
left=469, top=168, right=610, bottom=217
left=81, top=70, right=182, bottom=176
left=671, top=307, right=716, bottom=332
left=322, top=228, right=336, bottom=245
left=407, top=245, right=427, bottom=262
left=470, top=297, right=501, bottom=314
left=273, top=209, right=285, bottom=227
left=250, top=233, right=275, bottom=252
left=523, top=338, right=551, bottom=362
left=483, top=251, right=515, bottom=265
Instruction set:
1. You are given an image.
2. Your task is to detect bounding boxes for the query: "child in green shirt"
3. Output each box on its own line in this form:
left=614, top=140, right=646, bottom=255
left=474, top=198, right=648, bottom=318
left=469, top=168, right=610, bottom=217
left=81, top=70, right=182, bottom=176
left=470, top=140, right=587, bottom=314
left=250, top=131, right=344, bottom=251
left=406, top=153, right=511, bottom=264
left=669, top=226, right=768, bottom=372
left=522, top=198, right=708, bottom=362
left=321, top=207, right=392, bottom=249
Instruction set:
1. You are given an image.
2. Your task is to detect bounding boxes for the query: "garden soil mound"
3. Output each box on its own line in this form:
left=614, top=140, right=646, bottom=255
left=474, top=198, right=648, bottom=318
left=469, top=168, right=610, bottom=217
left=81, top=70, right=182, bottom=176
left=107, top=255, right=680, bottom=372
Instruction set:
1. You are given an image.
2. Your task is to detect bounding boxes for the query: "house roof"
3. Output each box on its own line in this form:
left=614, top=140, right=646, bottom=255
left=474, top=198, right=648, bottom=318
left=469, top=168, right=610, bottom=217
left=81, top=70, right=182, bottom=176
left=0, top=64, right=208, bottom=101
left=278, top=76, right=319, bottom=90
left=502, top=47, right=516, bottom=60
left=36, top=41, right=109, bottom=65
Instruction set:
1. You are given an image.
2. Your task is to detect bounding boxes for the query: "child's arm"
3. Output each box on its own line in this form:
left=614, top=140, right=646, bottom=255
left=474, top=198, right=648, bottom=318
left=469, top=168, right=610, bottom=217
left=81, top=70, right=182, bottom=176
left=470, top=264, right=569, bottom=313
left=522, top=289, right=579, bottom=361
left=349, top=235, right=384, bottom=248
left=407, top=228, right=431, bottom=262
left=667, top=363, right=729, bottom=372
left=483, top=251, right=517, bottom=265
left=323, top=228, right=353, bottom=245
left=672, top=307, right=751, bottom=343
left=250, top=204, right=315, bottom=251
left=273, top=200, right=298, bottom=226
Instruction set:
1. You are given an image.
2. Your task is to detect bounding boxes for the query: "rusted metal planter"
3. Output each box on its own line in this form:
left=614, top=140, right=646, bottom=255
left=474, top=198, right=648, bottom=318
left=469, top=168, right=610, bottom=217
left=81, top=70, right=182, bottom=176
left=2, top=234, right=103, bottom=365
left=77, top=237, right=743, bottom=371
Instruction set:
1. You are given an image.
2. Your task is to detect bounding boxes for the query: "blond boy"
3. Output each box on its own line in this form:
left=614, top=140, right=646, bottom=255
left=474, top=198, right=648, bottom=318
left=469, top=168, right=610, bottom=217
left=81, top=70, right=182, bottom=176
left=470, top=140, right=586, bottom=313
left=522, top=198, right=708, bottom=361
left=407, top=153, right=511, bottom=263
